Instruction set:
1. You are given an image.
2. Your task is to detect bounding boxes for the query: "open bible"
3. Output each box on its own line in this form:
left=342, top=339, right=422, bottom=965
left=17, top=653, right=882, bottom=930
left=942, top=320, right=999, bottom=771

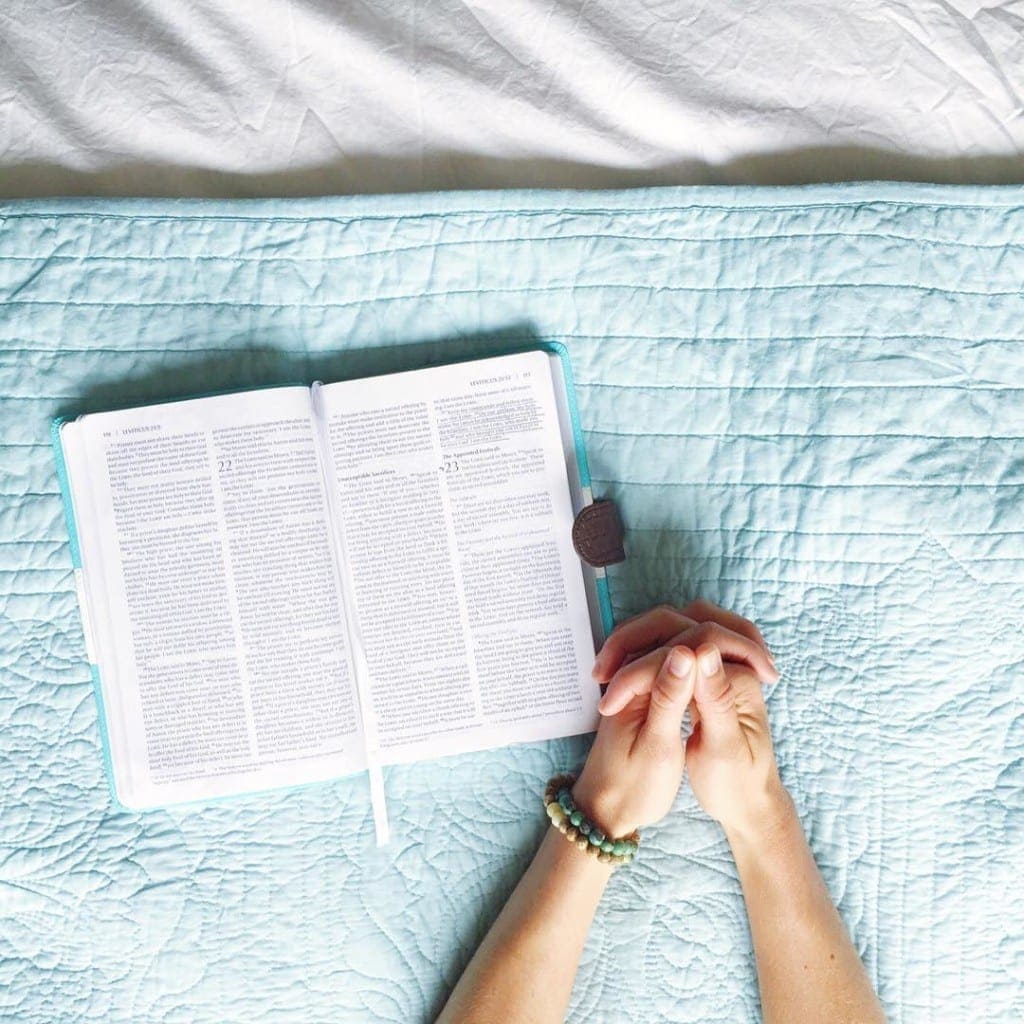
left=54, top=348, right=615, bottom=841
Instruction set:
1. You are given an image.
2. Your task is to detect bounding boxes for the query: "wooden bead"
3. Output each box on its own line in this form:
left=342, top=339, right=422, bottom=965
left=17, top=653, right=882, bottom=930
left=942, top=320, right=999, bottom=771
left=546, top=802, right=567, bottom=825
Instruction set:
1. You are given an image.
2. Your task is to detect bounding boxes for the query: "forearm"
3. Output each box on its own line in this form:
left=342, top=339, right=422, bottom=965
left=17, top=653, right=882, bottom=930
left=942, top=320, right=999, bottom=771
left=727, top=793, right=885, bottom=1024
left=437, top=828, right=612, bottom=1024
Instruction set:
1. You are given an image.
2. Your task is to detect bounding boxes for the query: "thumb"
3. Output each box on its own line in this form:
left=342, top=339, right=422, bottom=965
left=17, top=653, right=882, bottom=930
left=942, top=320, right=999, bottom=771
left=692, top=644, right=745, bottom=755
left=641, top=646, right=696, bottom=744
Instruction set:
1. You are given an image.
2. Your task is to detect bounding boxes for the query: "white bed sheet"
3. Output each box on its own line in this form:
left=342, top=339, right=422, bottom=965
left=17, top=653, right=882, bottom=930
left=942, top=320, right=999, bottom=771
left=1, top=0, right=1022, bottom=196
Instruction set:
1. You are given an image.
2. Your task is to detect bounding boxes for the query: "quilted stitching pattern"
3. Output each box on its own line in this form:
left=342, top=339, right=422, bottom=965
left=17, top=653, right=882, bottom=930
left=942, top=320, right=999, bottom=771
left=0, top=185, right=1021, bottom=1023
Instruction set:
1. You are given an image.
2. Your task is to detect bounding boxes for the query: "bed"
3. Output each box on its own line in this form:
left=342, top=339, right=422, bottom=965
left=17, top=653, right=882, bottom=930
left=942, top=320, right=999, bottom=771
left=2, top=1, right=1022, bottom=198
left=1, top=184, right=1021, bottom=1023
left=2, top=3, right=1022, bottom=1022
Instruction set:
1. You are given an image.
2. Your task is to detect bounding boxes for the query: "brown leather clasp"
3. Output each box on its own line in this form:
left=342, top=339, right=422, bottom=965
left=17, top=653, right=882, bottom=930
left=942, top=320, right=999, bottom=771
left=571, top=499, right=625, bottom=568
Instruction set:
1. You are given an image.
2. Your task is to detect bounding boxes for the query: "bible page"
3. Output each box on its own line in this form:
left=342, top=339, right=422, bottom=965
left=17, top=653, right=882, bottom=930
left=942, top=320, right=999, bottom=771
left=319, top=350, right=600, bottom=766
left=65, top=387, right=365, bottom=808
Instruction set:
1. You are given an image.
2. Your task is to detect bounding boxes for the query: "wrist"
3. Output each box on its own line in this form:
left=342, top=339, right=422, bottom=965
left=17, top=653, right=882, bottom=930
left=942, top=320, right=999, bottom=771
left=721, top=776, right=797, bottom=852
left=570, top=775, right=637, bottom=839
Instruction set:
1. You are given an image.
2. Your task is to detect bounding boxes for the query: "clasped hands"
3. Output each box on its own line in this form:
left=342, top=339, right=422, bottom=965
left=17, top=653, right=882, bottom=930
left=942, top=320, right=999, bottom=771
left=572, top=601, right=791, bottom=843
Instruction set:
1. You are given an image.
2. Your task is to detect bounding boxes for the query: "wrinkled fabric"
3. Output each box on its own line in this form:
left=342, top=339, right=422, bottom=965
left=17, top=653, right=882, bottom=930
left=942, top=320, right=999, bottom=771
left=1, top=184, right=1021, bottom=1023
left=1, top=1, right=1023, bottom=197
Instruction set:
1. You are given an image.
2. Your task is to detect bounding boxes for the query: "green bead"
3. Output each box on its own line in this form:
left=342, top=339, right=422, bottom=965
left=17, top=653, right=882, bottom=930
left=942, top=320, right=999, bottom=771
left=588, top=832, right=603, bottom=846
left=569, top=810, right=583, bottom=827
left=601, top=840, right=614, bottom=854
left=558, top=790, right=574, bottom=812
left=579, top=821, right=591, bottom=836
left=612, top=841, right=628, bottom=856
left=591, top=829, right=605, bottom=844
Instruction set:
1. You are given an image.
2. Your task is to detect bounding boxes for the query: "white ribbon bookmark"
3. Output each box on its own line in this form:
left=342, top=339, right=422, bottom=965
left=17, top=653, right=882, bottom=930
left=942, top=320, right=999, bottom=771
left=310, top=382, right=391, bottom=847
left=367, top=759, right=390, bottom=846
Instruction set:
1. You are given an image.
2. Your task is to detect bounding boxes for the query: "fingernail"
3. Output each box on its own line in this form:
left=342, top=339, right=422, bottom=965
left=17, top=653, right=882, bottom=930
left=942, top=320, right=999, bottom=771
left=699, top=647, right=722, bottom=676
left=667, top=647, right=692, bottom=678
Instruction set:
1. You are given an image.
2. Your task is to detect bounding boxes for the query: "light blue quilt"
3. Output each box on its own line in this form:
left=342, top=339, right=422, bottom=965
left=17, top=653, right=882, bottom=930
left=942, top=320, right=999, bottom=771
left=1, top=185, right=1020, bottom=1023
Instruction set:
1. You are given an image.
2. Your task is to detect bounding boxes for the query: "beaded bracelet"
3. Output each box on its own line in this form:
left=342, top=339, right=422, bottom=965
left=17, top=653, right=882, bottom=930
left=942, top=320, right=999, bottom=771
left=543, top=773, right=640, bottom=866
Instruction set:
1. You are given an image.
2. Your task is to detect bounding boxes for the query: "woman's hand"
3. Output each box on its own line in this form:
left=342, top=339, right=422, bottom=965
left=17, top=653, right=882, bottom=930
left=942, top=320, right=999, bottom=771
left=572, top=644, right=698, bottom=837
left=582, top=601, right=787, bottom=840
left=682, top=649, right=790, bottom=841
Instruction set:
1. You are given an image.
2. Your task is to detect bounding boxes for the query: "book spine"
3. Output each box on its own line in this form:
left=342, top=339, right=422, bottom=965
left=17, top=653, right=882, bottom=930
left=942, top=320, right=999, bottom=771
left=542, top=341, right=616, bottom=638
